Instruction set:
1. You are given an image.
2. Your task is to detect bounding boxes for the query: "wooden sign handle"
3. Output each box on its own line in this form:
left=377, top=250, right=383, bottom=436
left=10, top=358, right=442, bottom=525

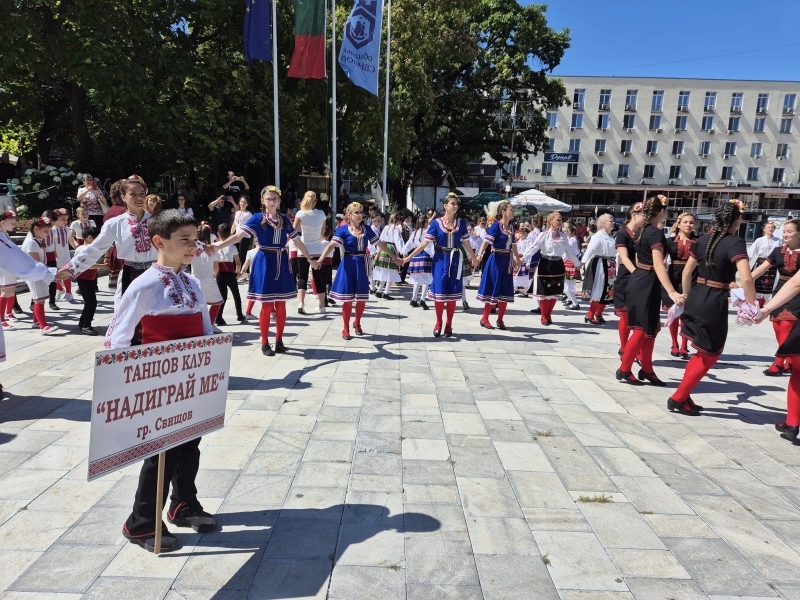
left=154, top=451, right=166, bottom=555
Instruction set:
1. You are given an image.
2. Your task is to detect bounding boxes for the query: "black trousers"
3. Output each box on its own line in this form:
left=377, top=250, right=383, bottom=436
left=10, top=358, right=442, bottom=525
left=237, top=237, right=252, bottom=267
left=76, top=278, right=97, bottom=327
left=296, top=256, right=328, bottom=294
left=217, top=272, right=243, bottom=320
left=124, top=437, right=202, bottom=536
left=47, top=260, right=58, bottom=303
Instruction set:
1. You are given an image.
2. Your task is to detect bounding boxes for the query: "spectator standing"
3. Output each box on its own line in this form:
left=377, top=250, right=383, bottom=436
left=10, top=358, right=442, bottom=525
left=232, top=196, right=253, bottom=266
left=77, top=174, right=109, bottom=221
left=208, top=194, right=237, bottom=233
left=223, top=172, right=249, bottom=202
left=15, top=156, right=32, bottom=178
left=176, top=193, right=194, bottom=217
left=293, top=191, right=329, bottom=314
left=0, top=153, right=15, bottom=182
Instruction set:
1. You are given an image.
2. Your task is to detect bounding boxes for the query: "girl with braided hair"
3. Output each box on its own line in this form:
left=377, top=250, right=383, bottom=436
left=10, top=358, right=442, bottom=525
left=617, top=195, right=685, bottom=386
left=663, top=213, right=698, bottom=358
left=671, top=200, right=755, bottom=415
left=750, top=219, right=800, bottom=376
left=613, top=203, right=646, bottom=353
left=475, top=200, right=522, bottom=330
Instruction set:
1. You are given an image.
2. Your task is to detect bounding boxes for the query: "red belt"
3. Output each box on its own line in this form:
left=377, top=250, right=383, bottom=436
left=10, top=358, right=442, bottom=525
left=697, top=277, right=730, bottom=290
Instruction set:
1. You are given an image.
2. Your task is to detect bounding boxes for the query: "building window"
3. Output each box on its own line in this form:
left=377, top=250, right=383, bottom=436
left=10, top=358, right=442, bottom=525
left=722, top=166, right=735, bottom=180
left=618, top=164, right=630, bottom=178
left=569, top=139, right=581, bottom=152
left=547, top=138, right=555, bottom=151
left=678, top=91, right=690, bottom=110
left=675, top=115, right=687, bottom=130
left=754, top=117, right=766, bottom=133
left=541, top=163, right=553, bottom=176
left=646, top=140, right=659, bottom=154
left=699, top=141, right=711, bottom=156
left=597, top=114, right=609, bottom=129
left=649, top=115, right=662, bottom=130
left=777, top=143, right=789, bottom=158
left=571, top=113, right=583, bottom=129
left=728, top=117, right=740, bottom=132
left=573, top=89, right=585, bottom=110
left=785, top=94, right=798, bottom=113
left=704, top=92, right=716, bottom=111
left=643, top=165, right=655, bottom=179
left=695, top=166, right=707, bottom=180
left=599, top=89, right=611, bottom=109
left=731, top=92, right=743, bottom=113
left=547, top=112, right=557, bottom=128
left=757, top=93, right=769, bottom=113
left=669, top=165, right=682, bottom=179
left=592, top=164, right=604, bottom=178
left=651, top=90, right=664, bottom=112
left=595, top=139, right=607, bottom=152
left=623, top=114, right=635, bottom=129
left=724, top=141, right=737, bottom=156
left=701, top=116, right=714, bottom=131
left=751, top=142, right=762, bottom=157
left=747, top=167, right=760, bottom=181
left=567, top=163, right=578, bottom=177
left=773, top=168, right=785, bottom=183
left=672, top=141, right=685, bottom=155
left=620, top=140, right=632, bottom=153
left=781, top=118, right=794, bottom=133
left=625, top=90, right=638, bottom=111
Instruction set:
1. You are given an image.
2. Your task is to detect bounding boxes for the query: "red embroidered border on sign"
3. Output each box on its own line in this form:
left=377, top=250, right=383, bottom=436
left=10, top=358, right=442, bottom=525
left=88, top=415, right=224, bottom=478
left=95, top=335, right=232, bottom=366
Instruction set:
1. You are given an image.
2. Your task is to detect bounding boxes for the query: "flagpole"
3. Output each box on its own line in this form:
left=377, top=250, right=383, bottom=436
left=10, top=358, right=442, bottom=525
left=331, top=0, right=338, bottom=221
left=272, top=0, right=280, bottom=186
left=380, top=0, right=392, bottom=212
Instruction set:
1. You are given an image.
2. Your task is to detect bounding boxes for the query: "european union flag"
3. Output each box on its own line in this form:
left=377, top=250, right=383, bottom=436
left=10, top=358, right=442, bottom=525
left=244, top=0, right=272, bottom=64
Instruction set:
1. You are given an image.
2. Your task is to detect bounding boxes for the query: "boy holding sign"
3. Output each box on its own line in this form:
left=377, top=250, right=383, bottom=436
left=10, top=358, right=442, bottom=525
left=105, top=209, right=217, bottom=553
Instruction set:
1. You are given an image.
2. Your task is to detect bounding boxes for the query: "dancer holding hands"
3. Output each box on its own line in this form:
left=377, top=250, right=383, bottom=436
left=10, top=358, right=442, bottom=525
left=580, top=213, right=616, bottom=325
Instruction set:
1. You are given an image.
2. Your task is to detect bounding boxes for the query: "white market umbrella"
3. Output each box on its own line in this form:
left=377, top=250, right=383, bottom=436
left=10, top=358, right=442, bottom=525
left=510, top=189, right=571, bottom=211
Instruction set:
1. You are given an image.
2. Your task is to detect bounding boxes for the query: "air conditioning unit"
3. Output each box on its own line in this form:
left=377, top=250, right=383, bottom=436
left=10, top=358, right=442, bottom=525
left=573, top=102, right=582, bottom=109
left=600, top=103, right=609, bottom=110
left=677, top=153, right=684, bottom=158
left=675, top=128, right=683, bottom=133
left=591, top=177, right=597, bottom=182
left=601, top=127, right=608, bottom=132
left=669, top=179, right=676, bottom=185
left=731, top=106, right=742, bottom=114
left=656, top=128, right=663, bottom=133
left=647, top=151, right=655, bottom=157
left=726, top=180, right=736, bottom=187
left=626, top=128, right=633, bottom=133
left=757, top=107, right=767, bottom=114
left=534, top=168, right=540, bottom=173
left=755, top=153, right=763, bottom=159
left=569, top=127, right=576, bottom=132
left=727, top=130, right=735, bottom=135
left=640, top=179, right=647, bottom=184
left=678, top=106, right=688, bottom=112
left=548, top=126, right=555, bottom=130
left=692, top=179, right=699, bottom=185
left=779, top=182, right=786, bottom=187
left=723, top=153, right=730, bottom=159
left=705, top=106, right=715, bottom=112
left=790, top=182, right=796, bottom=188
left=779, top=156, right=787, bottom=161
left=623, top=151, right=630, bottom=157
left=708, top=129, right=715, bottom=134
left=785, top=107, right=796, bottom=115
left=618, top=178, right=626, bottom=183
left=597, top=151, right=605, bottom=156
left=699, top=153, right=708, bottom=158
left=625, top=104, right=635, bottom=111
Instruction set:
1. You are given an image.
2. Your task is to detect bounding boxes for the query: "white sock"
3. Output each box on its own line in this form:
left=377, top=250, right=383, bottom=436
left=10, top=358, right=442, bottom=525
left=565, top=280, right=579, bottom=305
left=462, top=287, right=467, bottom=302
left=412, top=284, right=420, bottom=301
left=421, top=284, right=429, bottom=301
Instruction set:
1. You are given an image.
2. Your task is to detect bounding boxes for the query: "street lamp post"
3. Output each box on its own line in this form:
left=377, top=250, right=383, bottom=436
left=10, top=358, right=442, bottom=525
left=493, top=98, right=535, bottom=196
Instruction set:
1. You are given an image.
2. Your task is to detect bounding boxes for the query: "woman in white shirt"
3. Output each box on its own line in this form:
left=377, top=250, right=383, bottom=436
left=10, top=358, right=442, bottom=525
left=232, top=196, right=253, bottom=268
left=580, top=213, right=617, bottom=325
left=292, top=191, right=328, bottom=313
left=748, top=221, right=780, bottom=306
left=176, top=194, right=195, bottom=217
left=77, top=174, right=108, bottom=221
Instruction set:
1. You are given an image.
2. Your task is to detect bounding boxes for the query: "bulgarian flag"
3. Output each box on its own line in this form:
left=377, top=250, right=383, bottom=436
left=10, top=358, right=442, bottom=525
left=287, top=0, right=327, bottom=79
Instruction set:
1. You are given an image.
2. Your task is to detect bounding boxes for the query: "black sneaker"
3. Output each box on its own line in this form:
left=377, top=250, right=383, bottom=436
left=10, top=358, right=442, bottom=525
left=123, top=526, right=180, bottom=553
left=327, top=299, right=337, bottom=307
left=215, top=318, right=228, bottom=326
left=410, top=300, right=419, bottom=308
left=530, top=307, right=541, bottom=314
left=462, top=301, right=469, bottom=312
left=81, top=326, right=99, bottom=336
left=237, top=315, right=247, bottom=323
left=49, top=303, right=60, bottom=311
left=262, top=343, right=275, bottom=356
left=274, top=339, right=287, bottom=353
left=167, top=504, right=218, bottom=533
left=383, top=294, right=394, bottom=301
left=420, top=301, right=429, bottom=310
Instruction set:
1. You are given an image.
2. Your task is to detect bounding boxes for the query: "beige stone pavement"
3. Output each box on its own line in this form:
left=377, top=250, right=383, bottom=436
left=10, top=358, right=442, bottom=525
left=0, top=276, right=799, bottom=600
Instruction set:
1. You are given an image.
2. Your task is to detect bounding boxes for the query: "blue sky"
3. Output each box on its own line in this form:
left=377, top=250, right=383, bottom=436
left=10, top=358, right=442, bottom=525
left=530, top=0, right=800, bottom=81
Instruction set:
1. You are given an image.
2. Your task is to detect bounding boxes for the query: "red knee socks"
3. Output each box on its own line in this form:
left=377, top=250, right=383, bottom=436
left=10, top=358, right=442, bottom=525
left=497, top=301, right=507, bottom=323
left=640, top=336, right=656, bottom=373
left=6, top=295, right=15, bottom=320
left=540, top=298, right=555, bottom=321
left=274, top=302, right=286, bottom=341
left=596, top=303, right=606, bottom=318
left=481, top=303, right=492, bottom=324
left=669, top=319, right=680, bottom=348
left=787, top=360, right=800, bottom=426
left=673, top=353, right=719, bottom=402
left=63, top=280, right=71, bottom=294
left=435, top=301, right=444, bottom=328
left=769, top=321, right=795, bottom=372
left=259, top=302, right=274, bottom=344
left=354, top=301, right=365, bottom=327
left=618, top=312, right=630, bottom=352
left=445, top=301, right=456, bottom=327
left=32, top=303, right=47, bottom=329
left=342, top=301, right=353, bottom=333
left=208, top=304, right=221, bottom=324
left=620, top=329, right=647, bottom=372
left=246, top=300, right=255, bottom=316
left=0, top=298, right=9, bottom=324
left=586, top=301, right=598, bottom=319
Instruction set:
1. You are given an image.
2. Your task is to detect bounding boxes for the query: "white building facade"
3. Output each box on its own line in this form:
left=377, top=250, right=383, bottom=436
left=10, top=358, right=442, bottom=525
left=501, top=76, right=800, bottom=240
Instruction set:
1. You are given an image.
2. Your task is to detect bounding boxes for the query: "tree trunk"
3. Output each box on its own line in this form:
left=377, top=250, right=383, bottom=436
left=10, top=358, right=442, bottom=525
left=36, top=101, right=62, bottom=168
left=69, top=82, right=92, bottom=167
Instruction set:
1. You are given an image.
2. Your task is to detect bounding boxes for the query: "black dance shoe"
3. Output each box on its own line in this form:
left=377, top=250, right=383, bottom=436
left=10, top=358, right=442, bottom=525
left=463, top=301, right=470, bottom=312
left=685, top=397, right=704, bottom=412
left=420, top=301, right=429, bottom=310
left=168, top=505, right=218, bottom=533
left=496, top=320, right=507, bottom=330
left=781, top=426, right=800, bottom=441
left=410, top=300, right=419, bottom=308
left=776, top=422, right=791, bottom=432
left=616, top=369, right=644, bottom=386
left=670, top=346, right=682, bottom=358
left=433, top=327, right=442, bottom=337
left=262, top=343, right=275, bottom=356
left=584, top=316, right=600, bottom=325
left=354, top=324, right=363, bottom=335
left=444, top=326, right=453, bottom=337
left=764, top=365, right=783, bottom=376
left=638, top=370, right=666, bottom=387
left=375, top=292, right=384, bottom=298
left=667, top=397, right=699, bottom=415
left=480, top=320, right=494, bottom=330
left=274, top=340, right=287, bottom=353
left=383, top=294, right=395, bottom=301
left=342, top=330, right=352, bottom=340
left=595, top=315, right=606, bottom=324
left=541, top=317, right=552, bottom=326
left=124, top=527, right=180, bottom=553
left=530, top=307, right=542, bottom=314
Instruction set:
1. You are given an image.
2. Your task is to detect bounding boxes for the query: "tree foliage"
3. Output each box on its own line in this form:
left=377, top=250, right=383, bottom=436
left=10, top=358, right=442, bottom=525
left=0, top=0, right=569, bottom=193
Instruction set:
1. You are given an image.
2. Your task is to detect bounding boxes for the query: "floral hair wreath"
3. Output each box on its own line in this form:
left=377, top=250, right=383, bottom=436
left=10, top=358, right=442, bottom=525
left=54, top=208, right=69, bottom=216
left=35, top=217, right=51, bottom=226
left=126, top=174, right=148, bottom=193
left=656, top=194, right=668, bottom=206
left=1, top=210, right=16, bottom=220
left=730, top=198, right=745, bottom=210
left=263, top=185, right=282, bottom=196
left=199, top=221, right=212, bottom=230
left=632, top=202, right=644, bottom=212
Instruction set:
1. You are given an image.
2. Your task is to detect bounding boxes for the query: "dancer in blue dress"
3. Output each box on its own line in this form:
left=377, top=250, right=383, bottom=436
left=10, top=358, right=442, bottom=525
left=475, top=201, right=521, bottom=330
left=210, top=185, right=317, bottom=356
left=316, top=202, right=401, bottom=339
left=404, top=193, right=478, bottom=337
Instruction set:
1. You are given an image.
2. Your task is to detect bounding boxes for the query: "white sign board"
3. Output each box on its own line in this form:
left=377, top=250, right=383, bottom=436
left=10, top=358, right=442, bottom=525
left=88, top=334, right=233, bottom=481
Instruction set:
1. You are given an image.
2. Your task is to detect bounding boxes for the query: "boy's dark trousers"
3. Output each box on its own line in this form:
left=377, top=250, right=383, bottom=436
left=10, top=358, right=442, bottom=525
left=76, top=279, right=97, bottom=328
left=216, top=272, right=244, bottom=320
